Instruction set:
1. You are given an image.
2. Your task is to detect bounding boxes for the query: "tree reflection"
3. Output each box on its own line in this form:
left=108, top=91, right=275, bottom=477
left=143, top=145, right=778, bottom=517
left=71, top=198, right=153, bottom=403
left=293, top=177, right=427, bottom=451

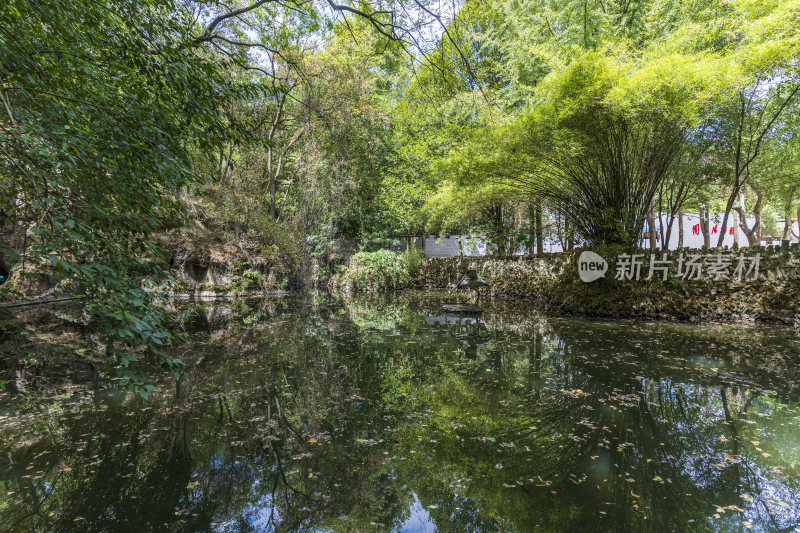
left=1, top=295, right=799, bottom=532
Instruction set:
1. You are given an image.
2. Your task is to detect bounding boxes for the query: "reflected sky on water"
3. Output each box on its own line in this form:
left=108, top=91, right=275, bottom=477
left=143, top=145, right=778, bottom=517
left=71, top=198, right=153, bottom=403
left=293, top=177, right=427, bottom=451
left=1, top=293, right=799, bottom=532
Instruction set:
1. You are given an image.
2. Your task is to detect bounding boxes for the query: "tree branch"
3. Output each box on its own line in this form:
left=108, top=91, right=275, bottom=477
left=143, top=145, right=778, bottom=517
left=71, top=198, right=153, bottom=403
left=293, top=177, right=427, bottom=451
left=199, top=0, right=277, bottom=39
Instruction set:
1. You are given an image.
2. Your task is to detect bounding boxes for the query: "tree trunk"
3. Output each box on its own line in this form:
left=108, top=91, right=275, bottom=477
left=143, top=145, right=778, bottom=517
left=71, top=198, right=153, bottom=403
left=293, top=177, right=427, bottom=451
left=557, top=211, right=570, bottom=251
left=647, top=198, right=657, bottom=249
left=217, top=146, right=225, bottom=183
left=795, top=206, right=800, bottom=240
left=566, top=214, right=574, bottom=251
left=782, top=187, right=796, bottom=246
left=490, top=203, right=506, bottom=257
left=717, top=83, right=800, bottom=246
left=267, top=145, right=277, bottom=219
left=699, top=206, right=710, bottom=249
left=217, top=145, right=234, bottom=185
left=678, top=209, right=684, bottom=248
left=717, top=191, right=738, bottom=249
left=508, top=208, right=517, bottom=256
left=527, top=204, right=536, bottom=257
left=717, top=95, right=747, bottom=249
left=269, top=178, right=276, bottom=219
left=756, top=209, right=762, bottom=244
left=735, top=188, right=762, bottom=247
left=782, top=214, right=792, bottom=245
left=733, top=211, right=739, bottom=248
left=536, top=206, right=544, bottom=254
left=663, top=214, right=674, bottom=251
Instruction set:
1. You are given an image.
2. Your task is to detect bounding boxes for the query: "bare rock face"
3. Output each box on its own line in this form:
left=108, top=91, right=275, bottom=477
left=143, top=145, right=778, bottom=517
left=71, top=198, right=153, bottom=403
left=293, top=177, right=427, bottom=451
left=9, top=369, right=27, bottom=394
left=1, top=359, right=99, bottom=396
left=2, top=264, right=52, bottom=299
left=175, top=253, right=233, bottom=287
left=167, top=247, right=303, bottom=296
left=442, top=303, right=483, bottom=314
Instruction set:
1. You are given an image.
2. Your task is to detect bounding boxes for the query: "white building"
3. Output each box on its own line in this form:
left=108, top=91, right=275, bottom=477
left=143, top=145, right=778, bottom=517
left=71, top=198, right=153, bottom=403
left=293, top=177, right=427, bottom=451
left=418, top=212, right=798, bottom=257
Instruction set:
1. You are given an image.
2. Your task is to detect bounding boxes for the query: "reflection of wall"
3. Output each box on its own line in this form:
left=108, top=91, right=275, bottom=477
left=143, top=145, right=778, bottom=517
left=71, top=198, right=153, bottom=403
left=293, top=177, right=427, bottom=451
left=423, top=315, right=483, bottom=326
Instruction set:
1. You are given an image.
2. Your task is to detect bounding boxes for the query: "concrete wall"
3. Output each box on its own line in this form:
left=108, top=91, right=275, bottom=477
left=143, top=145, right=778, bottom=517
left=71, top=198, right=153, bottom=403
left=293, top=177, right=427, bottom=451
left=421, top=235, right=562, bottom=257
left=643, top=212, right=755, bottom=249
left=418, top=213, right=799, bottom=257
left=423, top=236, right=485, bottom=257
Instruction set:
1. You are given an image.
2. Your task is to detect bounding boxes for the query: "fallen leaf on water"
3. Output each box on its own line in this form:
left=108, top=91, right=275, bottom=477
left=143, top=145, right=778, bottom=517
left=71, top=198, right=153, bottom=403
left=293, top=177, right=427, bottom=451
left=561, top=389, right=590, bottom=398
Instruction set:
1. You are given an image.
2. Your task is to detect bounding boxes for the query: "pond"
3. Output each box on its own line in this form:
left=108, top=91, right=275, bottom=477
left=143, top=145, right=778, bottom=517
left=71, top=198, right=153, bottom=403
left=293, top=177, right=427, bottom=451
left=1, top=293, right=800, bottom=532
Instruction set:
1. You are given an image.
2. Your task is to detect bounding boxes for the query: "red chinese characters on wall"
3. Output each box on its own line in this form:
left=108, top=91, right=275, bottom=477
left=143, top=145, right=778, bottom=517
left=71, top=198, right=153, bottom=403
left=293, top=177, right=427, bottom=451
left=683, top=224, right=736, bottom=238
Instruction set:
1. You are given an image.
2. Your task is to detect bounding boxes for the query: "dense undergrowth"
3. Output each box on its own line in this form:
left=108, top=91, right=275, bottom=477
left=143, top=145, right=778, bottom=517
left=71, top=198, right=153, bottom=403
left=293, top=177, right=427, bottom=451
left=335, top=248, right=426, bottom=292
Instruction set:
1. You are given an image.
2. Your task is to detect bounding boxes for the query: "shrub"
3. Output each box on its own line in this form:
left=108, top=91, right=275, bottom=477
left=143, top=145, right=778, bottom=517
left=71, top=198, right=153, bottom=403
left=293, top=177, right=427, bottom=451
left=343, top=248, right=425, bottom=292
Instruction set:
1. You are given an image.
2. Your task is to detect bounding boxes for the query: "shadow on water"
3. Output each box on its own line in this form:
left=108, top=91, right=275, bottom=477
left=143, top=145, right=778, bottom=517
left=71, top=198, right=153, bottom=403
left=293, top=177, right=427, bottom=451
left=1, top=292, right=799, bottom=532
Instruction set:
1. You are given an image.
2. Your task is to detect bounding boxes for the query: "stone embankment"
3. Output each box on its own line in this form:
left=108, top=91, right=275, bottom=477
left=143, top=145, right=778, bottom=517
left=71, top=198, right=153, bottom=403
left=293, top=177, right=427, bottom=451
left=338, top=246, right=800, bottom=325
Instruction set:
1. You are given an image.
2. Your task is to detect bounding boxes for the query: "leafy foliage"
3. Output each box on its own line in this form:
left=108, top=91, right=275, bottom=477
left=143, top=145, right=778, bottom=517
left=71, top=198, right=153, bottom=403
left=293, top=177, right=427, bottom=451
left=0, top=0, right=240, bottom=385
left=342, top=249, right=425, bottom=292
left=2, top=0, right=800, bottom=389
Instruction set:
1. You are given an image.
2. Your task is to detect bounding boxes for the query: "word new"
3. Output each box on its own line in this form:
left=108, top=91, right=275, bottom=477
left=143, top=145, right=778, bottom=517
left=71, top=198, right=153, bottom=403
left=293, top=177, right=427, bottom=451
left=577, top=251, right=609, bottom=282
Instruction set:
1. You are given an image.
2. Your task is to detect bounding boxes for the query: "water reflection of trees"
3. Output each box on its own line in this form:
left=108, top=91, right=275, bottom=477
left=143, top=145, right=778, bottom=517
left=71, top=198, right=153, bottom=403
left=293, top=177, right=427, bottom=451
left=1, top=295, right=799, bottom=532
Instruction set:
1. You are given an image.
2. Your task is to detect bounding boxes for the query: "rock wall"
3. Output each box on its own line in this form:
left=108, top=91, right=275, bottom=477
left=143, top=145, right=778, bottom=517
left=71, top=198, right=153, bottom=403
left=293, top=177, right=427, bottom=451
left=160, top=225, right=308, bottom=297
left=361, top=247, right=800, bottom=325
left=168, top=251, right=303, bottom=296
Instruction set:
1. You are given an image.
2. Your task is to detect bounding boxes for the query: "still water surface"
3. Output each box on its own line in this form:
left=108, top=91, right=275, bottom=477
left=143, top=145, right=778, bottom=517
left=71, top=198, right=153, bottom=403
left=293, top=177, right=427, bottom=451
left=2, top=294, right=800, bottom=532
